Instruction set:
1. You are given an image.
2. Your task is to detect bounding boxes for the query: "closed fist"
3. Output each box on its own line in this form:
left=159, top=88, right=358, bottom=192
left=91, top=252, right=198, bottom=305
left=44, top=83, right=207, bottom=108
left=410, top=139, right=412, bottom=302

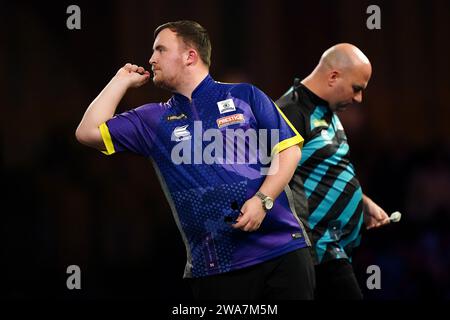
left=116, top=63, right=150, bottom=88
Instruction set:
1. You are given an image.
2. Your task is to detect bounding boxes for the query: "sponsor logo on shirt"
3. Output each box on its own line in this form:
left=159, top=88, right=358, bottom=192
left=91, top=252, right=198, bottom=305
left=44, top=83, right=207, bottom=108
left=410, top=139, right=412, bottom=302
left=171, top=124, right=191, bottom=142
left=313, top=119, right=328, bottom=128
left=217, top=98, right=236, bottom=114
left=167, top=113, right=187, bottom=121
left=216, top=114, right=245, bottom=128
left=321, top=129, right=332, bottom=141
left=170, top=121, right=280, bottom=175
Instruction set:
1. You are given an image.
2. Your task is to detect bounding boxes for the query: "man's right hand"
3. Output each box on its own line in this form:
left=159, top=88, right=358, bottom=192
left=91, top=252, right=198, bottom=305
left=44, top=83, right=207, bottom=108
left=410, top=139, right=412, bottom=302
left=76, top=63, right=150, bottom=151
left=115, top=63, right=151, bottom=88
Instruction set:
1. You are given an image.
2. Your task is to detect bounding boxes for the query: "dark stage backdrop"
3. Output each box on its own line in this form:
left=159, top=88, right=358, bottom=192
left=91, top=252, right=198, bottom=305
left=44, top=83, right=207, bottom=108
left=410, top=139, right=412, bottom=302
left=3, top=0, right=450, bottom=301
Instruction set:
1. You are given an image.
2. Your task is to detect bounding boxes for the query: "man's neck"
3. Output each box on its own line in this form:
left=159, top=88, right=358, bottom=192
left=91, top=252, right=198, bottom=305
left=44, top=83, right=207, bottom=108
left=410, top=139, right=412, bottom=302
left=175, top=69, right=209, bottom=100
left=301, top=75, right=327, bottom=102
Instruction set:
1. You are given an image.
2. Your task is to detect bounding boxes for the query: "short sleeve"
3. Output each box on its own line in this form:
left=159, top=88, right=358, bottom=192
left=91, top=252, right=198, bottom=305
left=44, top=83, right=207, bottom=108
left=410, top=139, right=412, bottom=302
left=276, top=87, right=310, bottom=141
left=249, top=85, right=304, bottom=156
left=99, top=106, right=154, bottom=157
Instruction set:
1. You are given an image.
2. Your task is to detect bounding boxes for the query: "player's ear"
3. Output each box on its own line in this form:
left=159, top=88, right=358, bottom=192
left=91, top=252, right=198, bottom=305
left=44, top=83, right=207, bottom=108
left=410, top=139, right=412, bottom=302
left=186, top=48, right=199, bottom=66
left=328, top=70, right=339, bottom=87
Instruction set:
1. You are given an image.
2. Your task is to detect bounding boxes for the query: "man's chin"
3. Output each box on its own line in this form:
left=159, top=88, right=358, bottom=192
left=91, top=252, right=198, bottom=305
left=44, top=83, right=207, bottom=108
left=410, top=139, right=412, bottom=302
left=153, top=78, right=168, bottom=89
left=152, top=77, right=160, bottom=85
left=335, top=103, right=351, bottom=112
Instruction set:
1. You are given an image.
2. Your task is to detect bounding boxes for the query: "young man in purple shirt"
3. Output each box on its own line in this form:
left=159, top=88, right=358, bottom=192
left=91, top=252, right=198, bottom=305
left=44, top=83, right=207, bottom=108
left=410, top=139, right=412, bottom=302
left=76, top=20, right=314, bottom=299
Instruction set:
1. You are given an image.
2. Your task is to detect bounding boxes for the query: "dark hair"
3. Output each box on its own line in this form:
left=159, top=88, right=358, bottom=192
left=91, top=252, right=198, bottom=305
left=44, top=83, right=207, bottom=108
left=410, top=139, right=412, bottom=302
left=154, top=20, right=211, bottom=67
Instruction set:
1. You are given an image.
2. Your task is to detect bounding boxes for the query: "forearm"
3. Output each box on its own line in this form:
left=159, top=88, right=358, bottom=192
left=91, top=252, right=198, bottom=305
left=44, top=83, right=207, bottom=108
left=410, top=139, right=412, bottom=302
left=76, top=77, right=129, bottom=136
left=258, top=145, right=301, bottom=200
left=362, top=193, right=371, bottom=209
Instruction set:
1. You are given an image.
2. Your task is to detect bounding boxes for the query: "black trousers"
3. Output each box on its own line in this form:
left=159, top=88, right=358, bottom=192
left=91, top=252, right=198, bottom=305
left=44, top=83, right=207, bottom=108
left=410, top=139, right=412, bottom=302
left=187, top=247, right=315, bottom=300
left=314, top=258, right=363, bottom=300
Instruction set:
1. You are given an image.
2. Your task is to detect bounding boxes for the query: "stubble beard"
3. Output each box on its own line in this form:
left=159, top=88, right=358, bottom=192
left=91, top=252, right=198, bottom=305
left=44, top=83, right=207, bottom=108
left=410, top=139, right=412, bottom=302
left=152, top=72, right=178, bottom=92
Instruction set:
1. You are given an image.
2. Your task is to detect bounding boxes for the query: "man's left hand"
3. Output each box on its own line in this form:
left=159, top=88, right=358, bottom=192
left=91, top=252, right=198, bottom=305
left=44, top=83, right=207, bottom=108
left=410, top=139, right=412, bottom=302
left=363, top=197, right=390, bottom=230
left=232, top=196, right=267, bottom=232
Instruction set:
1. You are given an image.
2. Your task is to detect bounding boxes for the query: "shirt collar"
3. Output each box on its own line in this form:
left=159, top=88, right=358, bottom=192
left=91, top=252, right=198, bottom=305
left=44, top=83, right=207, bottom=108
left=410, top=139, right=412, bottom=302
left=298, top=84, right=329, bottom=107
left=172, top=74, right=214, bottom=104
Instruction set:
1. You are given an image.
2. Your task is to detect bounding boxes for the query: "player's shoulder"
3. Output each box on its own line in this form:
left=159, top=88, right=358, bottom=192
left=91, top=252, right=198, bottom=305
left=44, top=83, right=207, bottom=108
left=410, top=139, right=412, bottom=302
left=135, top=102, right=167, bottom=112
left=275, top=88, right=295, bottom=108
left=130, top=102, right=168, bottom=116
left=277, top=88, right=313, bottom=114
left=214, top=80, right=253, bottom=92
left=215, top=81, right=270, bottom=102
left=114, top=102, right=169, bottom=125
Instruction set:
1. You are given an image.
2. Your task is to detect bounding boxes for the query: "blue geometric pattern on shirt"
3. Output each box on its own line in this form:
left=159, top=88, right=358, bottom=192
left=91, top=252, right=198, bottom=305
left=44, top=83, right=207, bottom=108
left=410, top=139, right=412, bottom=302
left=105, top=76, right=309, bottom=277
left=315, top=186, right=362, bottom=263
left=309, top=170, right=358, bottom=229
left=303, top=142, right=349, bottom=198
left=300, top=106, right=336, bottom=165
left=277, top=86, right=365, bottom=264
left=339, top=213, right=364, bottom=252
left=171, top=180, right=247, bottom=277
left=302, top=107, right=363, bottom=262
left=309, top=105, right=328, bottom=131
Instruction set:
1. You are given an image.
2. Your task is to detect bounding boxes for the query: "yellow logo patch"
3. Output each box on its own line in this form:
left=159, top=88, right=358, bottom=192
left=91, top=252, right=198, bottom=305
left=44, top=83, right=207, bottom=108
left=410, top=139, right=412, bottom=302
left=313, top=119, right=328, bottom=127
